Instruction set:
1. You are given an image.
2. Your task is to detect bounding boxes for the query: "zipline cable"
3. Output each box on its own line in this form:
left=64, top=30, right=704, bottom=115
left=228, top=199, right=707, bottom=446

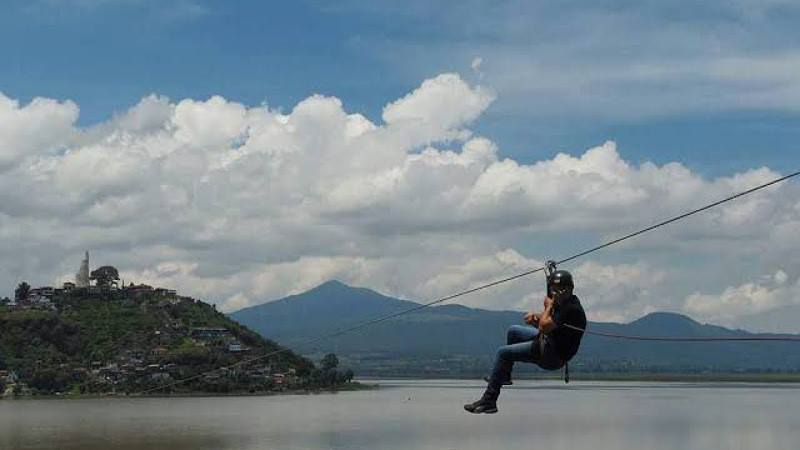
left=555, top=169, right=800, bottom=266
left=139, top=169, right=800, bottom=394
left=564, top=324, right=800, bottom=342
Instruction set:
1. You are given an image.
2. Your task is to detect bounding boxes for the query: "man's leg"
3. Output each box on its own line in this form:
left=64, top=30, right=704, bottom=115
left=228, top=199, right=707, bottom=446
left=507, top=324, right=538, bottom=345
left=466, top=340, right=537, bottom=414
left=482, top=325, right=538, bottom=384
left=485, top=341, right=536, bottom=398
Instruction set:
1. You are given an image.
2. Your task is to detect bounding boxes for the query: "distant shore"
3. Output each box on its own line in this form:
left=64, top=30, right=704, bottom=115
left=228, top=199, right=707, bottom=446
left=358, top=373, right=800, bottom=383
left=556, top=373, right=800, bottom=382
left=0, top=381, right=376, bottom=400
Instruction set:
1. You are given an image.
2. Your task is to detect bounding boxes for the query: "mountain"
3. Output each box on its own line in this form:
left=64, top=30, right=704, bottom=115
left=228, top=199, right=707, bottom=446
left=230, top=280, right=517, bottom=357
left=230, top=281, right=800, bottom=376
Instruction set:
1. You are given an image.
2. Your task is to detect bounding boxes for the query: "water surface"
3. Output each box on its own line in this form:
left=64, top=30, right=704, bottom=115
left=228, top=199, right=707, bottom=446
left=1, top=380, right=797, bottom=449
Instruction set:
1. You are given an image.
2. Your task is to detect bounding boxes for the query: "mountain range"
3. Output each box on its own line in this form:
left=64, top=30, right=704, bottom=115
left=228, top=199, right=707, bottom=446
left=230, top=280, right=800, bottom=376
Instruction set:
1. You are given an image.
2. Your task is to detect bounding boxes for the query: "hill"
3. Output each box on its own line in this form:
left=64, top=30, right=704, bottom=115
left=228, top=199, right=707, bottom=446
left=0, top=289, right=351, bottom=395
left=230, top=281, right=800, bottom=377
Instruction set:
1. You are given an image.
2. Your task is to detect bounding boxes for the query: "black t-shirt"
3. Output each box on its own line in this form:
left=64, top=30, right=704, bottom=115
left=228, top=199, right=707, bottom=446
left=550, top=295, right=586, bottom=361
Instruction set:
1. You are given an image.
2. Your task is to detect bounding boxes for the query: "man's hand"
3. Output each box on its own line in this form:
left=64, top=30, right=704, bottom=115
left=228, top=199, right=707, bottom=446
left=539, top=296, right=556, bottom=334
left=524, top=311, right=540, bottom=328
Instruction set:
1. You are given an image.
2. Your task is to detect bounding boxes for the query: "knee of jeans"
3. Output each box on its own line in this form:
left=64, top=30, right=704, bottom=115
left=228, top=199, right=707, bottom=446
left=507, top=325, right=522, bottom=340
left=506, top=327, right=516, bottom=342
left=497, top=347, right=513, bottom=360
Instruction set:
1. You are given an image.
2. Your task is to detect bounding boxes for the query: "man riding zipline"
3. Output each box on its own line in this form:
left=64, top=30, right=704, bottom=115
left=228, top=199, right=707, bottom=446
left=465, top=261, right=587, bottom=414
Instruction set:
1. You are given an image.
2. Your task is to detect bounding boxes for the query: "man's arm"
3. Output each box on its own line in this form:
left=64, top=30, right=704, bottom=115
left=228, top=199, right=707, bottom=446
left=523, top=311, right=540, bottom=328
left=538, top=296, right=557, bottom=334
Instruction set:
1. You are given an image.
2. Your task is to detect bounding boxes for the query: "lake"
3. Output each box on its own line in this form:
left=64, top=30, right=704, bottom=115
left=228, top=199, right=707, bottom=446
left=1, top=380, right=798, bottom=449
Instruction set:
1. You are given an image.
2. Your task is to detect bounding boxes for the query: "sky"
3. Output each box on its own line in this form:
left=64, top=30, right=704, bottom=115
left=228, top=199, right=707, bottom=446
left=1, top=0, right=798, bottom=333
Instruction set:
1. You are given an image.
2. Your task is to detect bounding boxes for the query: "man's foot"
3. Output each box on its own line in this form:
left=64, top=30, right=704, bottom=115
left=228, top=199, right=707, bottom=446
left=483, top=376, right=512, bottom=385
left=464, top=398, right=498, bottom=414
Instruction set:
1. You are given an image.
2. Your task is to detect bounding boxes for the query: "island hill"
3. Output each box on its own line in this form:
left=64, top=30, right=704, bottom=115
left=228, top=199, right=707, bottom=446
left=0, top=253, right=354, bottom=396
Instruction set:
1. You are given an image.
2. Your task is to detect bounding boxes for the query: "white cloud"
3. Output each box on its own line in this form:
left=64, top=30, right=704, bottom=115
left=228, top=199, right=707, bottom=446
left=572, top=261, right=666, bottom=323
left=684, top=270, right=800, bottom=328
left=382, top=73, right=495, bottom=145
left=0, top=93, right=78, bottom=170
left=1, top=73, right=798, bottom=333
left=471, top=57, right=485, bottom=79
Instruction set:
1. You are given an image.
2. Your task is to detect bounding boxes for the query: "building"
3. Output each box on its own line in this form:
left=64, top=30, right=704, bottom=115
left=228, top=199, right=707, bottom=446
left=29, top=287, right=55, bottom=298
left=191, top=327, right=230, bottom=341
left=154, top=288, right=177, bottom=297
left=127, top=284, right=154, bottom=298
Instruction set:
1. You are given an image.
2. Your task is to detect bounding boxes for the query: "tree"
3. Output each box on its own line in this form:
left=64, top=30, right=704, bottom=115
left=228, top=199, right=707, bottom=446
left=315, top=353, right=342, bottom=388
left=90, top=266, right=120, bottom=288
left=339, top=369, right=354, bottom=384
left=15, top=282, right=30, bottom=302
left=321, top=353, right=339, bottom=371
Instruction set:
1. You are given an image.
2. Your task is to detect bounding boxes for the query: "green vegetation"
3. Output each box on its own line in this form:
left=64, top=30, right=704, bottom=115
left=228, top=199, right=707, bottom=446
left=0, top=289, right=356, bottom=396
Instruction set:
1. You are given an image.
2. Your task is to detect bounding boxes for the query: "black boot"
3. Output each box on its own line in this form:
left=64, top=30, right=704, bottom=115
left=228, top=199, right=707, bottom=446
left=464, top=396, right=498, bottom=414
left=483, top=376, right=512, bottom=385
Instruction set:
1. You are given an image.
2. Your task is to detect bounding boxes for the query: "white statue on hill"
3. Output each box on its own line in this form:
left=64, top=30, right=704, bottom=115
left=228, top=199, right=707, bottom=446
left=75, top=251, right=90, bottom=288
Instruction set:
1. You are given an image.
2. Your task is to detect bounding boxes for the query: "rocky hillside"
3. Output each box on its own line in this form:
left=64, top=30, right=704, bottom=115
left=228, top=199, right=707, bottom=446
left=0, top=289, right=332, bottom=395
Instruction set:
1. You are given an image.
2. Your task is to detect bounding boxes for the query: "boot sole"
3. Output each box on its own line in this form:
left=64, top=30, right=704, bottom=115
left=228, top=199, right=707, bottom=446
left=464, top=405, right=499, bottom=414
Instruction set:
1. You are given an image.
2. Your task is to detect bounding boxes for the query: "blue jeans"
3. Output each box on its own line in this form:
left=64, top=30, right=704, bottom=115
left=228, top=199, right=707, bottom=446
left=484, top=325, right=563, bottom=401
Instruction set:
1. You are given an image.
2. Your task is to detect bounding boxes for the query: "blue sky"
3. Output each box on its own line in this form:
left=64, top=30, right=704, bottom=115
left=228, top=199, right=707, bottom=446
left=1, top=0, right=799, bottom=331
left=2, top=0, right=797, bottom=174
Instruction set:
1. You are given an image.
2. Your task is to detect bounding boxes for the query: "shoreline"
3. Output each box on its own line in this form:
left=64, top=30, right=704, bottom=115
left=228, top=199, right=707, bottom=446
left=358, top=373, right=800, bottom=383
left=0, top=381, right=377, bottom=400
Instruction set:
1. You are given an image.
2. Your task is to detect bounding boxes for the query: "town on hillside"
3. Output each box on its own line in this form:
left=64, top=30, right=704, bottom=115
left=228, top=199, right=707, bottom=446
left=0, top=252, right=353, bottom=396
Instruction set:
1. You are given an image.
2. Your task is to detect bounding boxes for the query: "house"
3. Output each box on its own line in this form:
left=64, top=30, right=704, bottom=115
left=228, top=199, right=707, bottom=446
left=121, top=299, right=137, bottom=308
left=29, top=286, right=55, bottom=298
left=154, top=288, right=177, bottom=297
left=126, top=284, right=153, bottom=298
left=29, top=296, right=54, bottom=309
left=191, top=327, right=230, bottom=341
left=150, top=372, right=171, bottom=381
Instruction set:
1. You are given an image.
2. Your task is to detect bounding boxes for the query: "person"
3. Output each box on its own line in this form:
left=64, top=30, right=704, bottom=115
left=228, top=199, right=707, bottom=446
left=464, top=268, right=587, bottom=414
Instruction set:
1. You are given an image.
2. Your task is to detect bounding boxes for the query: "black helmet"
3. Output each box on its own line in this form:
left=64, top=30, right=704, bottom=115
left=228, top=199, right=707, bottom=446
left=547, top=270, right=574, bottom=289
